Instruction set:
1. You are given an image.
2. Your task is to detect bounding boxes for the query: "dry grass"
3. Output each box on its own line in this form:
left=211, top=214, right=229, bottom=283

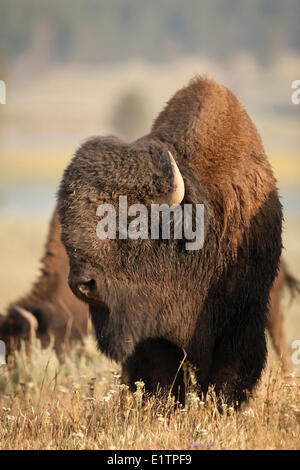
left=0, top=336, right=299, bottom=450
left=0, top=149, right=299, bottom=449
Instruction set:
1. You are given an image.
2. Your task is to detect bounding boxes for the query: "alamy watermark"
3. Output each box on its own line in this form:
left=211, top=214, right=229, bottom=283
left=0, top=80, right=6, bottom=104
left=96, top=196, right=204, bottom=251
left=291, top=340, right=300, bottom=365
left=0, top=340, right=6, bottom=365
left=291, top=80, right=300, bottom=105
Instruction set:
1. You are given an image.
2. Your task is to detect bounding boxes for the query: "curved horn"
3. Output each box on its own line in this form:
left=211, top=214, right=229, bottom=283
left=14, top=306, right=38, bottom=333
left=167, top=151, right=185, bottom=206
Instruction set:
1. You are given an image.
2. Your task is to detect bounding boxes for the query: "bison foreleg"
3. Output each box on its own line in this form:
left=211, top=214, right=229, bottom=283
left=121, top=338, right=186, bottom=405
left=208, top=312, right=267, bottom=408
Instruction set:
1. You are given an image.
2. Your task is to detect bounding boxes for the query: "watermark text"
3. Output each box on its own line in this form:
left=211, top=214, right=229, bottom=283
left=291, top=80, right=300, bottom=105
left=0, top=340, right=6, bottom=365
left=291, top=340, right=300, bottom=365
left=96, top=196, right=205, bottom=251
left=0, top=80, right=6, bottom=104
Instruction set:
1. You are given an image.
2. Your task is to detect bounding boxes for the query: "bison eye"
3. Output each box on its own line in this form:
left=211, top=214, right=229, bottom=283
left=71, top=248, right=77, bottom=257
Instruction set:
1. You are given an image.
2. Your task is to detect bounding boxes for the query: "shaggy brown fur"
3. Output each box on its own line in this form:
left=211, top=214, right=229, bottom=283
left=57, top=76, right=283, bottom=406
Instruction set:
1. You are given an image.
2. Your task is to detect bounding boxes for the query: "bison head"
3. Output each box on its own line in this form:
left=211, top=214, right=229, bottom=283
left=57, top=135, right=204, bottom=363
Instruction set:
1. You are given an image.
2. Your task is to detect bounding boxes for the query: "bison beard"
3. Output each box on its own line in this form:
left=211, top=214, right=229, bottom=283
left=56, top=76, right=282, bottom=407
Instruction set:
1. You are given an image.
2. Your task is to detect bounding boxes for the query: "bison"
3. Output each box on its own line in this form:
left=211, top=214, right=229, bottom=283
left=55, top=76, right=282, bottom=406
left=0, top=210, right=296, bottom=370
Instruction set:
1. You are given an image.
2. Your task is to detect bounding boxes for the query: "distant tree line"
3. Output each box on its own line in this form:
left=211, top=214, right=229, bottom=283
left=0, top=0, right=299, bottom=65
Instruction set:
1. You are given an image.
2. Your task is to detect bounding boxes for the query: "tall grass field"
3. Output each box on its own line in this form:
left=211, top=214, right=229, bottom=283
left=0, top=145, right=299, bottom=450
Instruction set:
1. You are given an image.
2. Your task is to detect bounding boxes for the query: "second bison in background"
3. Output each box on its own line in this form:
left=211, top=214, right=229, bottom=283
left=57, top=76, right=282, bottom=406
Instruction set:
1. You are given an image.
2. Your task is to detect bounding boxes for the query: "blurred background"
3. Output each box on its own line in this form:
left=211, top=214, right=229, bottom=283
left=0, top=1, right=299, bottom=361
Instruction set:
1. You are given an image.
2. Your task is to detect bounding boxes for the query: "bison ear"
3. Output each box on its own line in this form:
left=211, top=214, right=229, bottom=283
left=164, top=151, right=185, bottom=206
